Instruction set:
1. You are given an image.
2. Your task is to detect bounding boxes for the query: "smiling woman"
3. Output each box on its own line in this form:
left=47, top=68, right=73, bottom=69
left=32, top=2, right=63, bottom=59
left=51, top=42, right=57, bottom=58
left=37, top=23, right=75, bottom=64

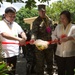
left=52, top=10, right=75, bottom=75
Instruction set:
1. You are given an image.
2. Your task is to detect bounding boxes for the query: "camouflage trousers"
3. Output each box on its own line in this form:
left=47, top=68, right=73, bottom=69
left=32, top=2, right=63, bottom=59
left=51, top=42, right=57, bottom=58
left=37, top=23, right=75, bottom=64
left=35, top=48, right=53, bottom=75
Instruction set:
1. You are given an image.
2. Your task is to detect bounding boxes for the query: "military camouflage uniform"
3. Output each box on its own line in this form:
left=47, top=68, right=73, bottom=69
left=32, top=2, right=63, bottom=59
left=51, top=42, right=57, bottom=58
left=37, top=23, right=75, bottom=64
left=32, top=15, right=53, bottom=75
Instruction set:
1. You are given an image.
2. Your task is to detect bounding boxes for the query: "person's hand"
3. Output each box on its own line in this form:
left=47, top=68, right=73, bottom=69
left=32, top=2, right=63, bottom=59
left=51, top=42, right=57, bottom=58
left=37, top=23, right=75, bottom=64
left=52, top=39, right=58, bottom=44
left=30, top=39, right=35, bottom=45
left=18, top=38, right=26, bottom=46
left=60, top=37, right=69, bottom=43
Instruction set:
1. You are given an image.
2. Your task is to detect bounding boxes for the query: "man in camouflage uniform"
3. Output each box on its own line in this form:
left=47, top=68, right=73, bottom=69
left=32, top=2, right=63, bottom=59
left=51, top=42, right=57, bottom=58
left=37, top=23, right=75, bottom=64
left=31, top=4, right=53, bottom=75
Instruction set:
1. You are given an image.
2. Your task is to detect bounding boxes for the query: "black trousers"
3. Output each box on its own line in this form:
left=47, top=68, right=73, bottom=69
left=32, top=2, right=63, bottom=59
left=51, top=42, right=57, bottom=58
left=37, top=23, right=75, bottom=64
left=26, top=44, right=36, bottom=75
left=4, top=56, right=17, bottom=75
left=56, top=55, right=75, bottom=75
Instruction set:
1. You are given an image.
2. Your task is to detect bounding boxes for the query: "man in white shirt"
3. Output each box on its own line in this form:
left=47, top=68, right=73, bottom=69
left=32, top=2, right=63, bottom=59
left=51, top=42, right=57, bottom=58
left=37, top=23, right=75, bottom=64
left=0, top=7, right=27, bottom=75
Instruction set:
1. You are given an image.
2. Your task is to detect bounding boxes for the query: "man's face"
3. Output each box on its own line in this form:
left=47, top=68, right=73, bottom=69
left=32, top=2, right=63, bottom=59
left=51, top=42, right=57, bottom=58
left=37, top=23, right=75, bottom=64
left=38, top=10, right=46, bottom=18
left=5, top=12, right=16, bottom=23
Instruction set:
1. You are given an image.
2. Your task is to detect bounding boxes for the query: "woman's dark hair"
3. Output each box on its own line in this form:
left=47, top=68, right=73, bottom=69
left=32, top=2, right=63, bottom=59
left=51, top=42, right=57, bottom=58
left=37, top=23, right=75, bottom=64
left=2, top=14, right=5, bottom=20
left=5, top=7, right=16, bottom=13
left=60, top=10, right=71, bottom=23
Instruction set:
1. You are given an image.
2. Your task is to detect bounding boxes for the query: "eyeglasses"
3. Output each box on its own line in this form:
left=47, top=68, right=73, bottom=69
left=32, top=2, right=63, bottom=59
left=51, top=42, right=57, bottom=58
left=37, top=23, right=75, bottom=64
left=8, top=15, right=16, bottom=19
left=5, top=13, right=16, bottom=19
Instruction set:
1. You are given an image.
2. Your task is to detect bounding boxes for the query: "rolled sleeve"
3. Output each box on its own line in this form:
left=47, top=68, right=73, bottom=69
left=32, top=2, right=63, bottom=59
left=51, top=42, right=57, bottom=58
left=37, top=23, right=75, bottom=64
left=51, top=26, right=58, bottom=40
left=16, top=24, right=23, bottom=34
left=0, top=24, right=6, bottom=34
left=69, top=26, right=75, bottom=39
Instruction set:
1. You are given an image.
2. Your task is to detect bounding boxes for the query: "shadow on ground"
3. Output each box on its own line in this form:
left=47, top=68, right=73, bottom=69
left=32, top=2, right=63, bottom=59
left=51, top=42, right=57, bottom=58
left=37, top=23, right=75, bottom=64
left=16, top=55, right=27, bottom=75
left=16, top=54, right=58, bottom=75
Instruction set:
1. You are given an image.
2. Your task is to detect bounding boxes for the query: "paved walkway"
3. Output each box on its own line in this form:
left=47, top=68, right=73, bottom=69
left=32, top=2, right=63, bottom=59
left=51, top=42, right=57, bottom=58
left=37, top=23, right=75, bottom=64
left=16, top=54, right=58, bottom=75
left=16, top=54, right=27, bottom=75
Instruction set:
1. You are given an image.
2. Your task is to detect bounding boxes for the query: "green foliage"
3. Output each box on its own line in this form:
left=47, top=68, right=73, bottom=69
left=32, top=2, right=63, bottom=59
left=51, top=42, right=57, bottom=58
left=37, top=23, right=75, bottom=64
left=0, top=62, right=9, bottom=75
left=15, top=7, right=38, bottom=30
left=0, top=0, right=50, bottom=9
left=25, top=0, right=36, bottom=9
left=15, top=0, right=75, bottom=30
left=0, top=16, right=2, bottom=20
left=0, top=0, right=2, bottom=3
left=48, top=0, right=75, bottom=23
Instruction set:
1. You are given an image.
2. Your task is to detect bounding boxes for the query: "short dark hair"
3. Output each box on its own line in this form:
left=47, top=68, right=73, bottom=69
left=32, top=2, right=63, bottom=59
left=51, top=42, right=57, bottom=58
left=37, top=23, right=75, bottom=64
left=60, top=10, right=71, bottom=23
left=5, top=7, right=16, bottom=13
left=2, top=14, right=5, bottom=20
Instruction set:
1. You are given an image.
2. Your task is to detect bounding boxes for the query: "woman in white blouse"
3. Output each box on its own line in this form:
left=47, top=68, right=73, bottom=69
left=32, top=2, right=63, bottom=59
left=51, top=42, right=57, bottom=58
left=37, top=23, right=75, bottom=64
left=52, top=10, right=75, bottom=75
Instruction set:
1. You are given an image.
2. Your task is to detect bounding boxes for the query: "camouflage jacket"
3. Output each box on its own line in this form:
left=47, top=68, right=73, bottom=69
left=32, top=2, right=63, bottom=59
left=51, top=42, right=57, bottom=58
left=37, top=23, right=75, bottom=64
left=32, top=15, right=52, bottom=41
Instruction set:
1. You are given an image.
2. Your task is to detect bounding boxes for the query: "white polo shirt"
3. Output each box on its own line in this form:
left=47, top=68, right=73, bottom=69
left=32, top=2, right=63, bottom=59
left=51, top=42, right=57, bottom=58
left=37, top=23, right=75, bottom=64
left=0, top=20, right=23, bottom=58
